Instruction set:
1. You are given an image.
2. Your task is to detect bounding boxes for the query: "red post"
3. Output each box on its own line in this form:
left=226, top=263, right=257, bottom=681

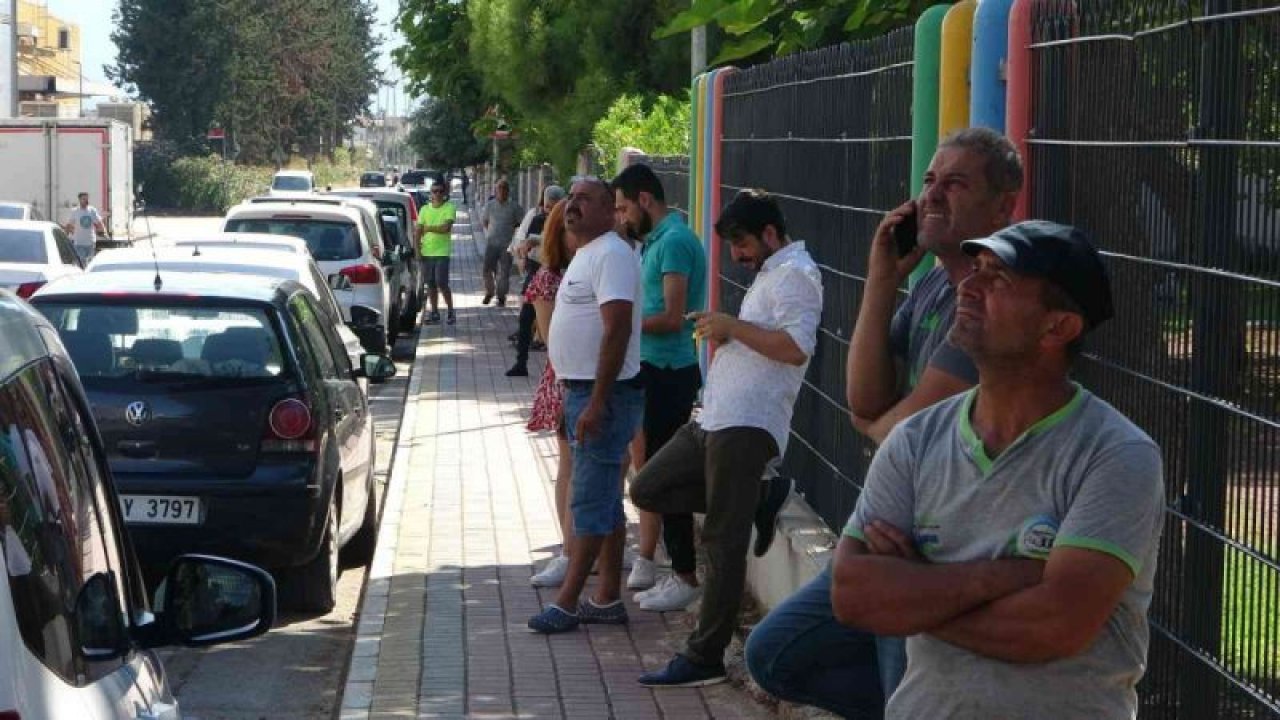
left=1006, top=0, right=1034, bottom=221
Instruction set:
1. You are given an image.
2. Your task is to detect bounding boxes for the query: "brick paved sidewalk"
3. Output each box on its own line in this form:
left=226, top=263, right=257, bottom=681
left=340, top=203, right=775, bottom=720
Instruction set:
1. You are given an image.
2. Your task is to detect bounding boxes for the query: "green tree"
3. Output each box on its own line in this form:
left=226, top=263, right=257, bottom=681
left=109, top=0, right=229, bottom=147
left=657, top=0, right=937, bottom=64
left=591, top=93, right=691, bottom=171
left=407, top=98, right=491, bottom=170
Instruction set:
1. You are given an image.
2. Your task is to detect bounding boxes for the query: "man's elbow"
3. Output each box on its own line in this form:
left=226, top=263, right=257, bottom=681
left=831, top=563, right=910, bottom=636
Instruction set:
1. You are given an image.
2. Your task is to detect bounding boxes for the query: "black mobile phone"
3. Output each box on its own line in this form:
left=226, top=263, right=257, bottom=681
left=894, top=206, right=919, bottom=257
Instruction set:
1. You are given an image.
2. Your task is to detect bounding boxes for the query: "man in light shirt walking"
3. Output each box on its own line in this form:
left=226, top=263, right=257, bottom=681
left=63, top=192, right=107, bottom=263
left=630, top=189, right=823, bottom=687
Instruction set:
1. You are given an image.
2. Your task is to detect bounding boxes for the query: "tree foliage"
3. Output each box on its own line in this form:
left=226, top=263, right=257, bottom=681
left=591, top=94, right=691, bottom=172
left=657, top=0, right=937, bottom=64
left=110, top=0, right=381, bottom=165
left=407, top=98, right=491, bottom=170
left=395, top=0, right=690, bottom=176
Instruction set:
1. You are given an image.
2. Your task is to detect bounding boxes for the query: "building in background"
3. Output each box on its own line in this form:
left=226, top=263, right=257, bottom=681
left=14, top=0, right=115, bottom=117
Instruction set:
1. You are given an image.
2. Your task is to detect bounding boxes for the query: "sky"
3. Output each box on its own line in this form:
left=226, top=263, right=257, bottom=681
left=48, top=0, right=411, bottom=114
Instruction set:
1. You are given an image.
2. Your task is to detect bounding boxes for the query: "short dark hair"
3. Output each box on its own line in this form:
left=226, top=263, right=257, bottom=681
left=612, top=163, right=665, bottom=203
left=430, top=178, right=446, bottom=189
left=715, top=189, right=786, bottom=242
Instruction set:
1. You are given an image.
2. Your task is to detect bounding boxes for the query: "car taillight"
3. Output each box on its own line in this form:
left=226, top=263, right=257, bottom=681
left=263, top=398, right=315, bottom=453
left=15, top=281, right=45, bottom=298
left=339, top=264, right=381, bottom=284
left=0, top=710, right=21, bottom=719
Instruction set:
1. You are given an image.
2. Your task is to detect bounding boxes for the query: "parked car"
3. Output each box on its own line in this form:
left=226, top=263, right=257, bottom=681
left=161, top=232, right=311, bottom=256
left=222, top=199, right=392, bottom=352
left=0, top=290, right=275, bottom=720
left=0, top=219, right=85, bottom=298
left=324, top=188, right=422, bottom=329
left=0, top=201, right=44, bottom=221
left=359, top=171, right=387, bottom=188
left=397, top=169, right=442, bottom=190
left=268, top=170, right=316, bottom=197
left=233, top=195, right=416, bottom=345
left=32, top=271, right=396, bottom=612
left=84, top=244, right=366, bottom=375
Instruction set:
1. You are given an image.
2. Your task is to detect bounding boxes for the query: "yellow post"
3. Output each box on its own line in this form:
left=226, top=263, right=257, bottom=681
left=938, top=0, right=977, bottom=138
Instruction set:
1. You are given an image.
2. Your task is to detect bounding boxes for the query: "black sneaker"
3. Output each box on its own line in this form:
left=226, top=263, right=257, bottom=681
left=505, top=363, right=528, bottom=377
left=753, top=476, right=794, bottom=557
left=424, top=311, right=441, bottom=325
left=482, top=294, right=493, bottom=305
left=496, top=297, right=506, bottom=307
left=638, top=655, right=726, bottom=688
left=530, top=340, right=546, bottom=352
left=446, top=311, right=456, bottom=326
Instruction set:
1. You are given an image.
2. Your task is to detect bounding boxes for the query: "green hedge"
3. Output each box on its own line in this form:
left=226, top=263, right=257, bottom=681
left=139, top=147, right=364, bottom=213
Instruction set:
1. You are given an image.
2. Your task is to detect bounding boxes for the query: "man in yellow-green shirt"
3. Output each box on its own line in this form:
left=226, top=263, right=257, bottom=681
left=416, top=178, right=457, bottom=325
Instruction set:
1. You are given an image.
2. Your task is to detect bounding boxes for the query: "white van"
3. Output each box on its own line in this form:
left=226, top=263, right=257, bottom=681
left=268, top=170, right=315, bottom=197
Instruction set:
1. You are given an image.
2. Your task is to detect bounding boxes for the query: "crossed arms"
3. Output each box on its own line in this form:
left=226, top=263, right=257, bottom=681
left=831, top=526, right=1134, bottom=663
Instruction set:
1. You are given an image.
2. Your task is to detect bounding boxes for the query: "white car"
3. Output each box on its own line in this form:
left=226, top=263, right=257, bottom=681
left=0, top=219, right=85, bottom=298
left=268, top=170, right=316, bottom=197
left=161, top=232, right=311, bottom=255
left=0, top=201, right=45, bottom=221
left=0, top=291, right=275, bottom=720
left=222, top=199, right=392, bottom=352
left=84, top=245, right=367, bottom=376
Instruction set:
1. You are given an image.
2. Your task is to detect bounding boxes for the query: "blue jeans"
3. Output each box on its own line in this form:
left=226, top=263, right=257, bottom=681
left=745, top=565, right=906, bottom=719
left=563, top=380, right=644, bottom=536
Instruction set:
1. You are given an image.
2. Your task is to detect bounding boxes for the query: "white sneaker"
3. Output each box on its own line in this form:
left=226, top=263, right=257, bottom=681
left=626, top=556, right=657, bottom=590
left=634, top=574, right=674, bottom=603
left=531, top=555, right=570, bottom=588
left=639, top=574, right=701, bottom=612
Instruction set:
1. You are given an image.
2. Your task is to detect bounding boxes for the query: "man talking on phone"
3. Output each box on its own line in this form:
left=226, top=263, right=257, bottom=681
left=743, top=127, right=1023, bottom=717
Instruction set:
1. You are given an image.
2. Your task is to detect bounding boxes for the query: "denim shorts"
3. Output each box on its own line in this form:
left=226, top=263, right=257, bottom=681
left=563, top=379, right=644, bottom=536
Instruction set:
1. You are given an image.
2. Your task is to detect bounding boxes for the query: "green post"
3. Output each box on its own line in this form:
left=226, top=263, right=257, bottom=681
left=908, top=4, right=952, bottom=286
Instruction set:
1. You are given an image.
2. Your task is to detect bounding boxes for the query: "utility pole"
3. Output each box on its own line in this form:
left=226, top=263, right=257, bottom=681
left=691, top=26, right=707, bottom=78
left=3, top=0, right=16, bottom=117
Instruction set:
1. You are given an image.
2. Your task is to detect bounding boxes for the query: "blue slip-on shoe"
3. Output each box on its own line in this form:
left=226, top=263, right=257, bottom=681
left=527, top=604, right=580, bottom=634
left=638, top=654, right=727, bottom=688
left=578, top=598, right=629, bottom=625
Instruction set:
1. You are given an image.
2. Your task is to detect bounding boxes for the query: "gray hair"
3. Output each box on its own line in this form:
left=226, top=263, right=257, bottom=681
left=938, top=127, right=1024, bottom=195
left=543, top=185, right=566, bottom=204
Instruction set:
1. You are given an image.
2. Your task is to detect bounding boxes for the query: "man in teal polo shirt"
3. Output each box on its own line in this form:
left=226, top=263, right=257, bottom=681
left=613, top=163, right=707, bottom=610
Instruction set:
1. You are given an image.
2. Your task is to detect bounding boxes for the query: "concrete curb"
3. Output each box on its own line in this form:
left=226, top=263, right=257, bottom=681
left=338, top=311, right=429, bottom=719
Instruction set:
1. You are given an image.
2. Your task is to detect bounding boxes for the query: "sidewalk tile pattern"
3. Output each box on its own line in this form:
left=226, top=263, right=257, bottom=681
left=340, top=206, right=775, bottom=719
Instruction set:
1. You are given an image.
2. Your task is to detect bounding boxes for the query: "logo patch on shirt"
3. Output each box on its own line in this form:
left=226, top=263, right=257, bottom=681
left=1008, top=514, right=1059, bottom=560
left=913, top=517, right=942, bottom=558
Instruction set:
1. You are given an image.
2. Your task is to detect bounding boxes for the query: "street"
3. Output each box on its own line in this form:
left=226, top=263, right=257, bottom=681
left=138, top=216, right=418, bottom=720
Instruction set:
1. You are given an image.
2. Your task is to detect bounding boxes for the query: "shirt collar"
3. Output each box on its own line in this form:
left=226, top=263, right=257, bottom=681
left=762, top=241, right=805, bottom=272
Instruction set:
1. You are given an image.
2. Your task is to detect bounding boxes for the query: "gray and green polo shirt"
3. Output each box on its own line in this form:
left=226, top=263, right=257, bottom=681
left=845, top=385, right=1164, bottom=719
left=888, top=266, right=976, bottom=389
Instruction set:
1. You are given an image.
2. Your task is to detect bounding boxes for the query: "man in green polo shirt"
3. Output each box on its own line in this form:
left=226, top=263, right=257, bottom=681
left=612, top=163, right=707, bottom=610
left=416, top=178, right=457, bottom=325
left=833, top=221, right=1164, bottom=719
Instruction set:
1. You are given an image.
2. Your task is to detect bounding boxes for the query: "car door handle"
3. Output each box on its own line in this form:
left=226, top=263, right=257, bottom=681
left=118, top=440, right=158, bottom=458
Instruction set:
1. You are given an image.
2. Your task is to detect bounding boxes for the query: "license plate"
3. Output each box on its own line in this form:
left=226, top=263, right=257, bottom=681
left=120, top=495, right=202, bottom=525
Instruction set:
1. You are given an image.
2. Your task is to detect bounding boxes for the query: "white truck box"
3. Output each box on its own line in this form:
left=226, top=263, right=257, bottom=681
left=0, top=119, right=134, bottom=240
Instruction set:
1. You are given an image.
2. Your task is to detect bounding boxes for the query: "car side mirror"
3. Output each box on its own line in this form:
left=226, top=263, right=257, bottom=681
left=358, top=353, right=397, bottom=383
left=76, top=572, right=130, bottom=661
left=143, top=555, right=275, bottom=648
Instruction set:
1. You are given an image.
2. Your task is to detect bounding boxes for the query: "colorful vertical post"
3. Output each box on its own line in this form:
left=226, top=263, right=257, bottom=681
left=971, top=0, right=1015, bottom=131
left=939, top=0, right=977, bottom=138
left=1006, top=0, right=1034, bottom=221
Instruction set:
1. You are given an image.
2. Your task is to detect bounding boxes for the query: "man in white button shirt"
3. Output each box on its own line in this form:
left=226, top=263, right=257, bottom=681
left=630, top=189, right=823, bottom=687
left=527, top=177, right=645, bottom=634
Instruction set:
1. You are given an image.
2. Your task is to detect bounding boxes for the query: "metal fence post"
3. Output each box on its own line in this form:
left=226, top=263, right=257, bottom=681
left=1182, top=1, right=1247, bottom=716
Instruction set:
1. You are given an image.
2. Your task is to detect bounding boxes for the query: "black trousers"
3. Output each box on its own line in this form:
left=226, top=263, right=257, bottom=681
left=640, top=362, right=703, bottom=575
left=513, top=259, right=541, bottom=366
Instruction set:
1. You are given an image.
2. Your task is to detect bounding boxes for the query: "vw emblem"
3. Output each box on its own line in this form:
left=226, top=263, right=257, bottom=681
left=125, top=401, right=152, bottom=427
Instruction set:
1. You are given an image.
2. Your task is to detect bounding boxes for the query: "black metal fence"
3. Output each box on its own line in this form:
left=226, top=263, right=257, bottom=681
left=717, top=29, right=916, bottom=532
left=1028, top=1, right=1279, bottom=717
left=637, top=1, right=1279, bottom=716
left=643, top=154, right=691, bottom=222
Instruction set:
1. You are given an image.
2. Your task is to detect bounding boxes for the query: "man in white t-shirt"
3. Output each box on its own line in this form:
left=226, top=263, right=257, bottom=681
left=63, top=192, right=107, bottom=262
left=527, top=177, right=644, bottom=634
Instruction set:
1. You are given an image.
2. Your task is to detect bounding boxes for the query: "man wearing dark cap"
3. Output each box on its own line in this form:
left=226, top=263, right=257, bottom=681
left=832, top=220, right=1165, bottom=718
